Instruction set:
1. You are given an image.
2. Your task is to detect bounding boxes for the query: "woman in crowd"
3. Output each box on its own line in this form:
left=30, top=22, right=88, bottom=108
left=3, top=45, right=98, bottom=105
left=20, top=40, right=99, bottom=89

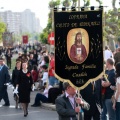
left=12, top=61, right=21, bottom=108
left=15, top=60, right=34, bottom=117
left=5, top=48, right=12, bottom=69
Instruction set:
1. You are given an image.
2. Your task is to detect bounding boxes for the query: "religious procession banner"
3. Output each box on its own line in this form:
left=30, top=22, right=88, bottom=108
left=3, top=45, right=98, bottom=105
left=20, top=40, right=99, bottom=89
left=54, top=10, right=103, bottom=90
left=2, top=32, right=13, bottom=47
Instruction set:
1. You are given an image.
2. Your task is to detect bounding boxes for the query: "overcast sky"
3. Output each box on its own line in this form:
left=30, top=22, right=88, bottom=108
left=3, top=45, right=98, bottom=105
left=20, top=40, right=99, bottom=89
left=0, top=0, right=119, bottom=28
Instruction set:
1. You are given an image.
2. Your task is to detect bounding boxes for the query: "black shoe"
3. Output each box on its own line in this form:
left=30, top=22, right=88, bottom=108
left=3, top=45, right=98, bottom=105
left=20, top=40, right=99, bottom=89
left=3, top=103, right=10, bottom=106
left=24, top=114, right=27, bottom=117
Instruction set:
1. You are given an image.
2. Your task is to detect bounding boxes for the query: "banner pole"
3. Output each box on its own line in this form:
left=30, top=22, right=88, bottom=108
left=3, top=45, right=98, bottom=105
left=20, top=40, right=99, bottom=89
left=77, top=89, right=80, bottom=120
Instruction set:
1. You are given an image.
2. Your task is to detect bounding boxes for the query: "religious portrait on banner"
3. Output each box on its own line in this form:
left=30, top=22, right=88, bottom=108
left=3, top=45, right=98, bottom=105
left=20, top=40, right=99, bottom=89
left=67, top=28, right=89, bottom=64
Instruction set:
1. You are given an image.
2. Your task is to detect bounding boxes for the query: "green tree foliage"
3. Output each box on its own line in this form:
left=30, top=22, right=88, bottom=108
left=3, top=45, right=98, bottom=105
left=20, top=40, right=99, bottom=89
left=40, top=0, right=78, bottom=44
left=49, top=0, right=61, bottom=8
left=83, top=0, right=90, bottom=6
left=95, top=0, right=103, bottom=5
left=104, top=0, right=120, bottom=51
left=40, top=29, right=48, bottom=44
left=40, top=0, right=61, bottom=44
left=118, top=36, right=120, bottom=42
left=39, top=18, right=52, bottom=44
left=22, top=32, right=31, bottom=39
left=0, top=21, right=6, bottom=43
left=40, top=0, right=119, bottom=48
left=63, top=0, right=71, bottom=7
left=71, top=0, right=77, bottom=7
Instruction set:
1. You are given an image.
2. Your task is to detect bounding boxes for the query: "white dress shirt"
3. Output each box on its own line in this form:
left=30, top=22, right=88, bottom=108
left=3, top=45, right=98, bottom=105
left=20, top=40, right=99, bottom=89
left=65, top=92, right=76, bottom=120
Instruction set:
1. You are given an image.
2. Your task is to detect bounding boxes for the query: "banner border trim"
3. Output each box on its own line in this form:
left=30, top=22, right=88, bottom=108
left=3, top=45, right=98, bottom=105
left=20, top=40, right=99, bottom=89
left=55, top=72, right=104, bottom=90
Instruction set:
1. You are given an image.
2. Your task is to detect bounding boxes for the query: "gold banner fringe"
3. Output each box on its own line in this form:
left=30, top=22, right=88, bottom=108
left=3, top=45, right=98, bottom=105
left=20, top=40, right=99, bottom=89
left=55, top=72, right=104, bottom=90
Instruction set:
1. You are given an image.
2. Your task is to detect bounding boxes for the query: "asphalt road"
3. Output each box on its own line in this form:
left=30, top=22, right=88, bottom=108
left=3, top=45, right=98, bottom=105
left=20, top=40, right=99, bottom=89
left=0, top=87, right=58, bottom=120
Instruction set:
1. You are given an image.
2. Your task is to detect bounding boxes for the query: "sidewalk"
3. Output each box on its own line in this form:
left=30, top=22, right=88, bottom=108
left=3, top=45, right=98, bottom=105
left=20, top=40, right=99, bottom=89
left=32, top=89, right=56, bottom=111
left=41, top=103, right=56, bottom=111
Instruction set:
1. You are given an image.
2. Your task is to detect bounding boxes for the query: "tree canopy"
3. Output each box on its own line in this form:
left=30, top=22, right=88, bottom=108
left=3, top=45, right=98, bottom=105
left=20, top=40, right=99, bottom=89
left=0, top=21, right=6, bottom=43
left=39, top=0, right=120, bottom=48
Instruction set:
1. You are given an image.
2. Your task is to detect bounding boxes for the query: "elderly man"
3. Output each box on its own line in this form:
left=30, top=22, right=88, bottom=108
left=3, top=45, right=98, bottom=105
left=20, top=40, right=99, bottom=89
left=0, top=57, right=10, bottom=106
left=55, top=82, right=90, bottom=120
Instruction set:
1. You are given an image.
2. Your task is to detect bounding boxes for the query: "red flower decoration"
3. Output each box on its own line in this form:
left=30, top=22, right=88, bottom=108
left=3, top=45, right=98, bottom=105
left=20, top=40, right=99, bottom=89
left=26, top=73, right=30, bottom=77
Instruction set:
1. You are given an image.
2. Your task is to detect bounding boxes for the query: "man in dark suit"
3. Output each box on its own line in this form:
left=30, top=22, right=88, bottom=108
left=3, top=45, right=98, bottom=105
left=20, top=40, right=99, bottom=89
left=0, top=57, right=10, bottom=106
left=80, top=80, right=102, bottom=120
left=55, top=82, right=90, bottom=120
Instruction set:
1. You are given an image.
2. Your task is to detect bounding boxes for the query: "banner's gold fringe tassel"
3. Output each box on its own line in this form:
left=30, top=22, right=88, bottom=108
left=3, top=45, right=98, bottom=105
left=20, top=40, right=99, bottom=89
left=55, top=72, right=104, bottom=90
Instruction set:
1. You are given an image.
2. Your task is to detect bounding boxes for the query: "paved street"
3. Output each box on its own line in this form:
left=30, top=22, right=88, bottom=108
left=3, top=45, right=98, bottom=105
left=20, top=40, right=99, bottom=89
left=0, top=87, right=58, bottom=120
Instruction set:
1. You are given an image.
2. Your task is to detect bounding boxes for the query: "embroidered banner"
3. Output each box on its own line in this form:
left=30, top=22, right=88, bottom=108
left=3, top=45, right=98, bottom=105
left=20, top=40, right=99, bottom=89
left=2, top=32, right=13, bottom=47
left=54, top=10, right=103, bottom=89
left=22, top=35, right=28, bottom=44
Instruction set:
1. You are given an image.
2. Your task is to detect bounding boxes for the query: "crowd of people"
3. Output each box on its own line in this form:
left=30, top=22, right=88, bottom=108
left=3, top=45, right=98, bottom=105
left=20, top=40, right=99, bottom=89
left=55, top=46, right=120, bottom=120
left=0, top=44, right=63, bottom=117
left=0, top=44, right=120, bottom=120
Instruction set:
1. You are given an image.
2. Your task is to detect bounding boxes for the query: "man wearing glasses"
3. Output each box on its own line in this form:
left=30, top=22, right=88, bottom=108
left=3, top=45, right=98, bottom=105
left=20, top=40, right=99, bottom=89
left=55, top=82, right=90, bottom=120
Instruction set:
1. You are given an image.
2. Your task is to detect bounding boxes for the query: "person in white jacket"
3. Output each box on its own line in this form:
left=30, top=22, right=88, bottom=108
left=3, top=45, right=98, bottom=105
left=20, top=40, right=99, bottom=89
left=41, top=65, right=49, bottom=86
left=104, top=46, right=113, bottom=62
left=31, top=82, right=52, bottom=107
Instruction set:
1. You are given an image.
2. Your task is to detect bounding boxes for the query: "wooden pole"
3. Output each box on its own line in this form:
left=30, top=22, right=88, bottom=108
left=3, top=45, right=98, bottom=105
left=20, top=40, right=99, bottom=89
left=77, top=89, right=80, bottom=120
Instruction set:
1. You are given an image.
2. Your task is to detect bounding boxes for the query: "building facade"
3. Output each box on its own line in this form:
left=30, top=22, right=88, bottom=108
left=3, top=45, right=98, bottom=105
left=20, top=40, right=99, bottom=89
left=0, top=9, right=41, bottom=35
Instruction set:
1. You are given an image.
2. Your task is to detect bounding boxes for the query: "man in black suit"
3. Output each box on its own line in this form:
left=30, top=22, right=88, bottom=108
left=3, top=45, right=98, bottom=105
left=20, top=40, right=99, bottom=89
left=55, top=82, right=90, bottom=120
left=80, top=80, right=102, bottom=120
left=0, top=57, right=10, bottom=106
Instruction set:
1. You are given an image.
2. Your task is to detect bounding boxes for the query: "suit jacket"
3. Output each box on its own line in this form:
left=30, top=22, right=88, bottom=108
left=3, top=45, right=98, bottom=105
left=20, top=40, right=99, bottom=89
left=55, top=93, right=90, bottom=120
left=80, top=81, right=102, bottom=115
left=0, top=65, right=10, bottom=88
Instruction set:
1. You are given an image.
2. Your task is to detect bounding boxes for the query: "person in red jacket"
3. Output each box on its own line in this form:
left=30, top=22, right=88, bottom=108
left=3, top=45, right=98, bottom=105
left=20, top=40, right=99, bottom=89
left=49, top=52, right=58, bottom=86
left=31, top=65, right=38, bottom=83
